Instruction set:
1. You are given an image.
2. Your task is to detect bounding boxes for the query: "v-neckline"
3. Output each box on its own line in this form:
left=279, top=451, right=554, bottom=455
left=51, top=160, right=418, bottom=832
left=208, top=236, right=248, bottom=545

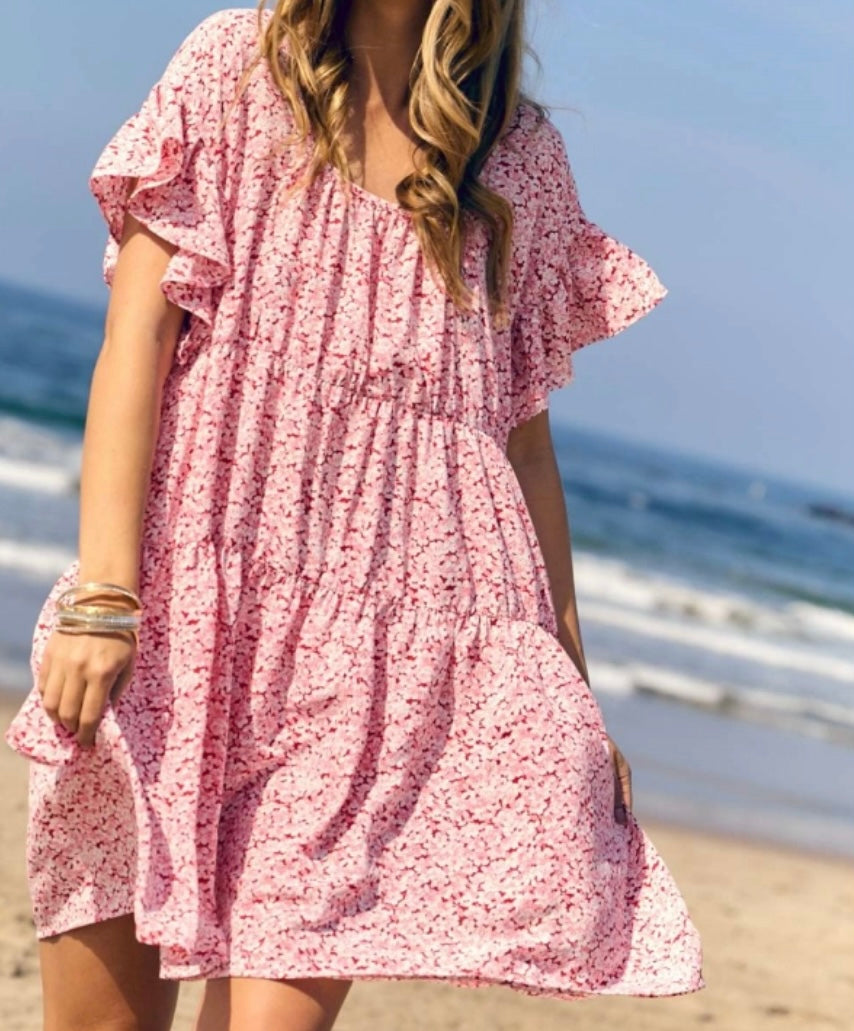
left=328, top=164, right=410, bottom=217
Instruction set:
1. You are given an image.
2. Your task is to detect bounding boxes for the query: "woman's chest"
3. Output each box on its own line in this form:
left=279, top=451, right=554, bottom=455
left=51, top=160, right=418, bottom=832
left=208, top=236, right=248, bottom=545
left=232, top=166, right=505, bottom=387
left=211, top=80, right=524, bottom=432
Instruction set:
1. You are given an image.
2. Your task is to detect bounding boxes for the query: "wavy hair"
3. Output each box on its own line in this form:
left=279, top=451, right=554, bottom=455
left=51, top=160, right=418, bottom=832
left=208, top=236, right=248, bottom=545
left=227, top=1, right=544, bottom=319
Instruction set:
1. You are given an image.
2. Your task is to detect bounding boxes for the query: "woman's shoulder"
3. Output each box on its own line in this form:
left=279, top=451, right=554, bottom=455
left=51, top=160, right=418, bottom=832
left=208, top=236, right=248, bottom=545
left=499, top=100, right=565, bottom=157
left=481, top=101, right=570, bottom=209
left=175, top=7, right=270, bottom=56
left=163, top=8, right=272, bottom=95
left=160, top=7, right=293, bottom=144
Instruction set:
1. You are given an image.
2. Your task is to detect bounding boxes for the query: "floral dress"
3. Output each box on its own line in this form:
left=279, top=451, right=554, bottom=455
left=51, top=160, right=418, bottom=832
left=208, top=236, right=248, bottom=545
left=5, top=7, right=704, bottom=999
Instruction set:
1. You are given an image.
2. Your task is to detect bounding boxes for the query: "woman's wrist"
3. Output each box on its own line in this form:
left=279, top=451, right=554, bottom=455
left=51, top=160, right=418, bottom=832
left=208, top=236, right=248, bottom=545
left=77, top=562, right=141, bottom=598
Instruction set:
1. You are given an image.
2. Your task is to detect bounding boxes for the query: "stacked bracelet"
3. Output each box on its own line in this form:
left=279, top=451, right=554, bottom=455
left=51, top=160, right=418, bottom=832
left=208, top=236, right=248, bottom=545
left=55, top=581, right=143, bottom=645
left=58, top=582, right=142, bottom=608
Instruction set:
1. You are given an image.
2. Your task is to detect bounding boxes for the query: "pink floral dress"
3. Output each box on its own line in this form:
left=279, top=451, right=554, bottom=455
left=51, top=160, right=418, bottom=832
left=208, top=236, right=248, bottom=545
left=5, top=8, right=704, bottom=999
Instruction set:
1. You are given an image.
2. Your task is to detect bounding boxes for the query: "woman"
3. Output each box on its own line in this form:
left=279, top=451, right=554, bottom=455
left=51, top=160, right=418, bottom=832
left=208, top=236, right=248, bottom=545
left=6, top=2, right=704, bottom=1028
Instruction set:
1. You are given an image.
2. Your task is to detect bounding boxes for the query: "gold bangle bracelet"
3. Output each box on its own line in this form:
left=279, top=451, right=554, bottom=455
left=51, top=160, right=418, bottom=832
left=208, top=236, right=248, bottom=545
left=54, top=625, right=139, bottom=645
left=59, top=581, right=143, bottom=610
left=56, top=602, right=143, bottom=618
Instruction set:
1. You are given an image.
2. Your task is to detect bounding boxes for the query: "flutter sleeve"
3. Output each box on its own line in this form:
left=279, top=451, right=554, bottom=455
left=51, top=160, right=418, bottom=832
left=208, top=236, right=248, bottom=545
left=508, top=118, right=668, bottom=430
left=87, top=11, right=237, bottom=348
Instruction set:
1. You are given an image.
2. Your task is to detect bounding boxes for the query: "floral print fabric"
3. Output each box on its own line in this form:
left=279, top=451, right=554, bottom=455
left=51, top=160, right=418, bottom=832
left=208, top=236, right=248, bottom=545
left=5, top=8, right=703, bottom=999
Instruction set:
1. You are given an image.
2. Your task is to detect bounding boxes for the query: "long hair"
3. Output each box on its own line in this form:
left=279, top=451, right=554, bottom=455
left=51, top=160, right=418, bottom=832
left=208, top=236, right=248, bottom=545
left=227, top=1, right=544, bottom=318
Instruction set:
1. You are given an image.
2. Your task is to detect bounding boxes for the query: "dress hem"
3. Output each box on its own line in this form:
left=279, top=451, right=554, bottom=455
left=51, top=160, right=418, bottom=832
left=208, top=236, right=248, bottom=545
left=31, top=906, right=705, bottom=1001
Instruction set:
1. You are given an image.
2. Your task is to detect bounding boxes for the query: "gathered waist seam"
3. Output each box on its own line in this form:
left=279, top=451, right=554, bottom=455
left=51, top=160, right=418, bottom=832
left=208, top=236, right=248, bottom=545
left=172, top=335, right=507, bottom=442
left=139, top=532, right=545, bottom=630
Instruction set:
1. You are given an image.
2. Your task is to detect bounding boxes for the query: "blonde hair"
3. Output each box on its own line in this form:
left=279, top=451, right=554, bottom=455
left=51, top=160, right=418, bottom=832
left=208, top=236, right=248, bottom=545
left=227, top=1, right=544, bottom=318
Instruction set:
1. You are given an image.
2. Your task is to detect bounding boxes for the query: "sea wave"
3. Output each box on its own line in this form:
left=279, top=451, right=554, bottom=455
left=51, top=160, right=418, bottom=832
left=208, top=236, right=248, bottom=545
left=590, top=660, right=854, bottom=747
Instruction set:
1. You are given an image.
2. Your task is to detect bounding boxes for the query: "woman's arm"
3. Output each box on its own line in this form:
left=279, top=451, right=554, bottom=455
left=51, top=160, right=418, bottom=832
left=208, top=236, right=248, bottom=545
left=507, top=409, right=633, bottom=822
left=78, top=202, right=184, bottom=590
left=39, top=202, right=185, bottom=747
left=506, top=410, right=590, bottom=685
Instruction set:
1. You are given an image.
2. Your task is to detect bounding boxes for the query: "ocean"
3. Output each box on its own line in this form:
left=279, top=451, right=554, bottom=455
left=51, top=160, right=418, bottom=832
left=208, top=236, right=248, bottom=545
left=2, top=276, right=853, bottom=857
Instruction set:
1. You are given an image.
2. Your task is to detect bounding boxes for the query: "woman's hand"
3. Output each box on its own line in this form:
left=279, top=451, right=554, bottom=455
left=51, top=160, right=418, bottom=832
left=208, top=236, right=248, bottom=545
left=37, top=629, right=137, bottom=748
left=607, top=734, right=633, bottom=824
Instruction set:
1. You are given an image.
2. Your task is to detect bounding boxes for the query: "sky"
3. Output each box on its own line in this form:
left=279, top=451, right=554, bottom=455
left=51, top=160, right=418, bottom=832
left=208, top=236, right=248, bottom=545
left=1, top=1, right=851, bottom=495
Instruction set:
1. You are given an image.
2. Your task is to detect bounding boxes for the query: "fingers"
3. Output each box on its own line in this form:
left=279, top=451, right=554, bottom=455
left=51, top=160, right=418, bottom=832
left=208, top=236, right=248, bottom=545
left=36, top=647, right=52, bottom=697
left=38, top=631, right=135, bottom=748
left=621, top=760, right=633, bottom=812
left=40, top=656, right=66, bottom=726
left=608, top=738, right=633, bottom=825
left=616, top=767, right=632, bottom=823
left=614, top=781, right=628, bottom=824
left=76, top=674, right=113, bottom=748
left=57, top=672, right=89, bottom=737
left=73, top=650, right=123, bottom=747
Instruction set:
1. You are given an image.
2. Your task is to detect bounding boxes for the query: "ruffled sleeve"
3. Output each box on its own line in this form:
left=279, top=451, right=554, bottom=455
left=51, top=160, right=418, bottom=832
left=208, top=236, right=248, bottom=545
left=88, top=11, right=239, bottom=360
left=508, top=117, right=668, bottom=430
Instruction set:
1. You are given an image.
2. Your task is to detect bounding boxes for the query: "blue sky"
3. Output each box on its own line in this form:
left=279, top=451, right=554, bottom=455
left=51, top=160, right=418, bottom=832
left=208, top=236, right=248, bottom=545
left=1, top=1, right=851, bottom=494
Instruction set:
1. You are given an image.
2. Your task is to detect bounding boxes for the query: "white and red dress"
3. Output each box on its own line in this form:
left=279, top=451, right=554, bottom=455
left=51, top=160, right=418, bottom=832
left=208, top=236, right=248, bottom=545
left=6, top=7, right=704, bottom=999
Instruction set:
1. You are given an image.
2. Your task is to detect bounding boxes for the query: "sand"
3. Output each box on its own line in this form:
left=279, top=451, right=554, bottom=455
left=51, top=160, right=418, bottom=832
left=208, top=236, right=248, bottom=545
left=1, top=696, right=852, bottom=1030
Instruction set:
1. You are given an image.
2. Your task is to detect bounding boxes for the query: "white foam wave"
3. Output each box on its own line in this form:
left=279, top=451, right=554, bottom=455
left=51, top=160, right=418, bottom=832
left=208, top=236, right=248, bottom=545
left=0, top=415, right=81, bottom=494
left=787, top=602, right=854, bottom=644
left=574, top=552, right=854, bottom=667
left=0, top=455, right=78, bottom=494
left=0, top=538, right=75, bottom=578
left=590, top=659, right=854, bottom=745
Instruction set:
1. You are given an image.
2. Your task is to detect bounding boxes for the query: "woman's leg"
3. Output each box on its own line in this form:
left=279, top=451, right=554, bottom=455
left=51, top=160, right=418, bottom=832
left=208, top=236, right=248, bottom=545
left=39, top=913, right=179, bottom=1031
left=194, top=975, right=353, bottom=1031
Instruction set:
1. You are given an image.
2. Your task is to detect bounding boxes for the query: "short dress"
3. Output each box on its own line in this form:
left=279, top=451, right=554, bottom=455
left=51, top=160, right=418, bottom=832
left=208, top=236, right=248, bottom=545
left=5, top=7, right=704, bottom=999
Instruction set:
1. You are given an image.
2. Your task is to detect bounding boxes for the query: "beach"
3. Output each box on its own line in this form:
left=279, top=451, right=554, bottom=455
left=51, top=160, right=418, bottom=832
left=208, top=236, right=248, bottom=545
left=3, top=694, right=852, bottom=1031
